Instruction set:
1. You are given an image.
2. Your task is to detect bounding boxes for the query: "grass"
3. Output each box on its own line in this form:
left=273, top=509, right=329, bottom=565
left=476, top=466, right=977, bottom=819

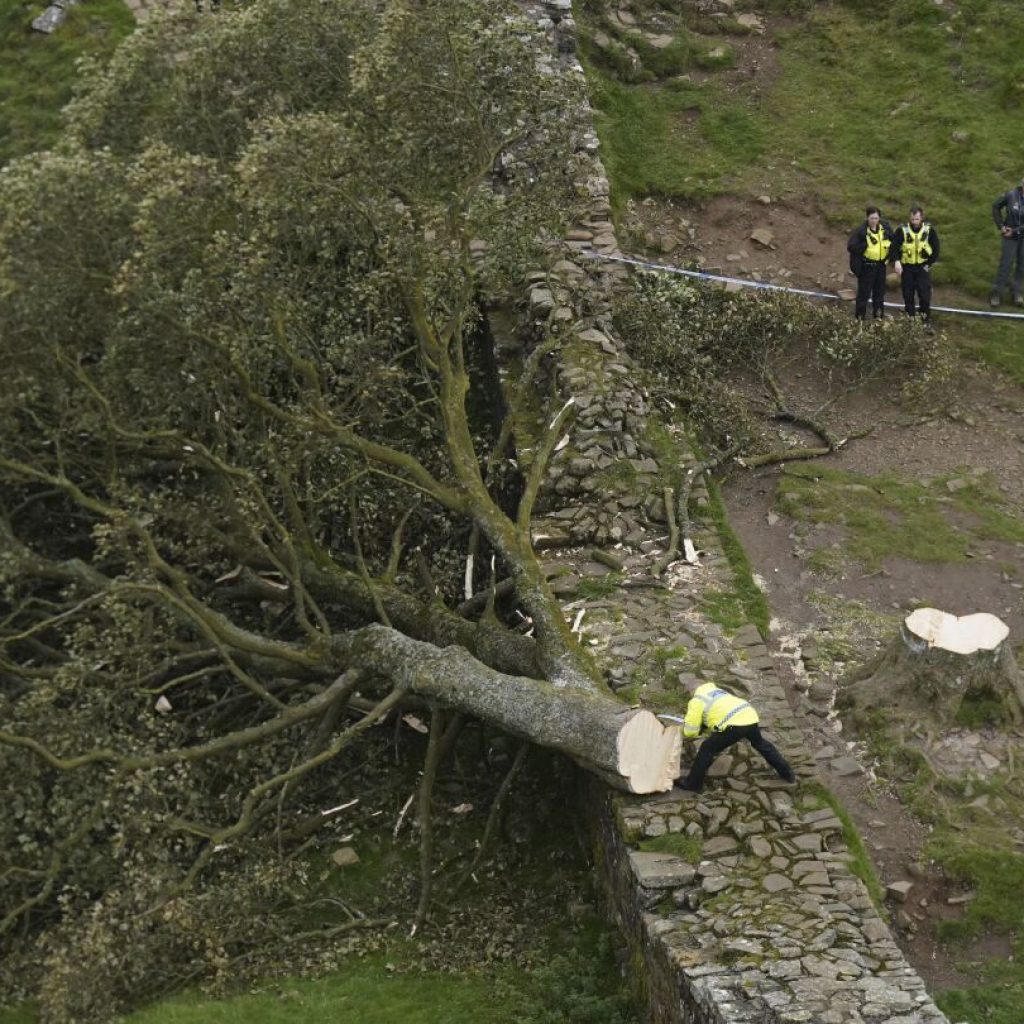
left=1, top=941, right=637, bottom=1024
left=123, top=966, right=512, bottom=1024
left=775, top=463, right=1024, bottom=573
left=930, top=834, right=1024, bottom=945
left=951, top=317, right=1024, bottom=387
left=583, top=70, right=766, bottom=204
left=578, top=0, right=1024, bottom=299
left=703, top=478, right=771, bottom=635
left=637, top=832, right=702, bottom=864
left=0, top=0, right=134, bottom=165
left=577, top=572, right=626, bottom=600
left=928, top=832, right=1024, bottom=1024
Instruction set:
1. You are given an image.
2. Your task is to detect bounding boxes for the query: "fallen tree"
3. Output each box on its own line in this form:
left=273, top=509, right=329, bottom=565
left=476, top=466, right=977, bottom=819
left=0, top=0, right=678, bottom=1014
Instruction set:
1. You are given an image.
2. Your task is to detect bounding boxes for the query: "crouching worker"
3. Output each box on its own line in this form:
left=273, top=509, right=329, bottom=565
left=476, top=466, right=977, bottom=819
left=675, top=682, right=795, bottom=793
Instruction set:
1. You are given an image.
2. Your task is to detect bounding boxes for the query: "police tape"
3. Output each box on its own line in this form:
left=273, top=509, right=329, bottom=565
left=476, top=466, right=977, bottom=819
left=583, top=251, right=1024, bottom=321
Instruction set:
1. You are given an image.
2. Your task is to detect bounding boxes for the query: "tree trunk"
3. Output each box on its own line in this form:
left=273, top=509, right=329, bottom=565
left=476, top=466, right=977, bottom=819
left=334, top=624, right=682, bottom=793
left=844, top=607, right=1024, bottom=727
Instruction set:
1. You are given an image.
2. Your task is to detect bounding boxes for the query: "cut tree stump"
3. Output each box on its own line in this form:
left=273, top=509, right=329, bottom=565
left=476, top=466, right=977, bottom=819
left=844, top=608, right=1024, bottom=727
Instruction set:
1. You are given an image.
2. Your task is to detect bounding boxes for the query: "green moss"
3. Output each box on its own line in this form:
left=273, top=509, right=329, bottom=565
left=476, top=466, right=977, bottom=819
left=696, top=589, right=748, bottom=633
left=576, top=572, right=625, bottom=600
left=954, top=689, right=1011, bottom=729
left=653, top=644, right=688, bottom=666
left=637, top=832, right=702, bottom=864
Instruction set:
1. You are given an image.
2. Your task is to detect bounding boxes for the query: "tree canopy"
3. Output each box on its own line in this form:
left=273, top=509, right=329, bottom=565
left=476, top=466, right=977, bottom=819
left=0, top=1, right=654, bottom=1015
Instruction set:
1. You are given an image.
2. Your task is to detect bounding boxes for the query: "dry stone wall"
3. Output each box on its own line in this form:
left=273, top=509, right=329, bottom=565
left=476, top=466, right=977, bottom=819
left=512, top=3, right=955, bottom=1022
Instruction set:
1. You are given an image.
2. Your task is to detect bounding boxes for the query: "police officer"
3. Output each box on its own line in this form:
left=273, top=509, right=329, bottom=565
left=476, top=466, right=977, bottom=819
left=847, top=205, right=897, bottom=319
left=674, top=682, right=795, bottom=794
left=894, top=206, right=940, bottom=321
left=990, top=175, right=1024, bottom=307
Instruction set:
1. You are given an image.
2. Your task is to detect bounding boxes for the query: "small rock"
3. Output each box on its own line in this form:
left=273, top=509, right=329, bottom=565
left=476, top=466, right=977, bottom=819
left=887, top=880, right=913, bottom=903
left=750, top=227, right=775, bottom=248
left=331, top=846, right=360, bottom=868
left=629, top=851, right=698, bottom=889
left=947, top=891, right=976, bottom=905
left=31, top=5, right=66, bottom=32
left=830, top=755, right=862, bottom=777
left=703, top=834, right=738, bottom=856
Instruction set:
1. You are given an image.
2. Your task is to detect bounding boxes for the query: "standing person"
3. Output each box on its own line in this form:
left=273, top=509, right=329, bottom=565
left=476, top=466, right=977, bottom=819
left=847, top=206, right=897, bottom=319
left=894, top=206, right=940, bottom=322
left=669, top=682, right=795, bottom=794
left=990, top=175, right=1024, bottom=307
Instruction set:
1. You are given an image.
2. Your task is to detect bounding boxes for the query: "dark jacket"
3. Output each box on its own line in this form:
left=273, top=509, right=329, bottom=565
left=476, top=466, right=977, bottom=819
left=992, top=187, right=1024, bottom=236
left=894, top=222, right=940, bottom=267
left=847, top=220, right=896, bottom=276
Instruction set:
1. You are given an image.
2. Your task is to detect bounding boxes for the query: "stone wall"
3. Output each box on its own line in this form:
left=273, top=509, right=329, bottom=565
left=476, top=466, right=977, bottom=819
left=510, top=3, right=954, bottom=1022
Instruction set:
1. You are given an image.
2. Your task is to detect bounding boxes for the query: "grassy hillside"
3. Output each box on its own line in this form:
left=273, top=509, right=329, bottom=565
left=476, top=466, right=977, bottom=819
left=580, top=0, right=1024, bottom=297
left=0, top=0, right=134, bottom=165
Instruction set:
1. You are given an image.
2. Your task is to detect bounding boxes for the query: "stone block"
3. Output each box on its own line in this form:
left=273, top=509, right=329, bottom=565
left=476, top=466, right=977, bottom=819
left=628, top=851, right=697, bottom=889
left=31, top=5, right=66, bottom=31
left=703, top=834, right=738, bottom=857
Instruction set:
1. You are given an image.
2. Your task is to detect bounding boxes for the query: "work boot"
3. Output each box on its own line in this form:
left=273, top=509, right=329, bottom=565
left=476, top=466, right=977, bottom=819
left=990, top=290, right=1001, bottom=307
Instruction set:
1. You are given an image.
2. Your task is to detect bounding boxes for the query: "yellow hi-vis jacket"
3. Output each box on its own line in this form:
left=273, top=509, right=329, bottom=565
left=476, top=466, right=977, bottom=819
left=864, top=226, right=891, bottom=262
left=899, top=224, right=933, bottom=265
left=683, top=683, right=758, bottom=738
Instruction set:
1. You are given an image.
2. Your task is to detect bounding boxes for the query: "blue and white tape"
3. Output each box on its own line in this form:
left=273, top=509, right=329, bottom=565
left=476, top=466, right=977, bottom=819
left=584, top=251, right=1024, bottom=321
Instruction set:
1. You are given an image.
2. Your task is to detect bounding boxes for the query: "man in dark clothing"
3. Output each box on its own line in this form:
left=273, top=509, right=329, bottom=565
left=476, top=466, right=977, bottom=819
left=847, top=206, right=897, bottom=319
left=894, top=206, right=940, bottom=321
left=990, top=176, right=1024, bottom=307
left=662, top=682, right=795, bottom=794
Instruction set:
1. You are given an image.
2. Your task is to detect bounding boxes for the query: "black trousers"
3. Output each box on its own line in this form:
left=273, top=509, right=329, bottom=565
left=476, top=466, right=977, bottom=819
left=993, top=234, right=1024, bottom=298
left=901, top=264, right=932, bottom=318
left=855, top=261, right=887, bottom=319
left=682, top=724, right=793, bottom=791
